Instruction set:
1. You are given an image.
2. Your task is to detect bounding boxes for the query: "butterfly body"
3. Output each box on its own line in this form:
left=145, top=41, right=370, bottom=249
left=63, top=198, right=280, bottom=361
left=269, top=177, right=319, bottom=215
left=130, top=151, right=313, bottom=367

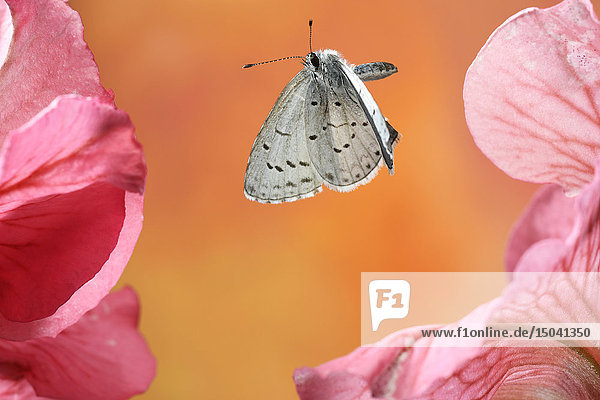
left=244, top=49, right=399, bottom=204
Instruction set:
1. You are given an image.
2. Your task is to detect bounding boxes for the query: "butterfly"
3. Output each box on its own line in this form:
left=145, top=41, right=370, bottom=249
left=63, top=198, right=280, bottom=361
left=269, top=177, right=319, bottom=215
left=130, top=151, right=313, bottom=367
left=243, top=21, right=399, bottom=204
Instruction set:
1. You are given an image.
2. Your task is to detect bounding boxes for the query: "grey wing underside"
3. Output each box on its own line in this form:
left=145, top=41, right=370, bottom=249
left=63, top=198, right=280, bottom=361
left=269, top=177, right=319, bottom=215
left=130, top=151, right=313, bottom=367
left=244, top=70, right=324, bottom=204
left=305, top=63, right=397, bottom=191
left=341, top=60, right=398, bottom=171
left=354, top=62, right=400, bottom=150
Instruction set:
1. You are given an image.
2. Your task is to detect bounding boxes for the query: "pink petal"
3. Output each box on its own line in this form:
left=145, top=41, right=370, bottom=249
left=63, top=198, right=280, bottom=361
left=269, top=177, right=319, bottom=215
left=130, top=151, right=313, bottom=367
left=0, top=183, right=124, bottom=322
left=546, top=156, right=600, bottom=272
left=0, top=378, right=51, bottom=399
left=511, top=239, right=567, bottom=272
left=294, top=329, right=490, bottom=400
left=464, top=0, right=600, bottom=194
left=0, top=1, right=13, bottom=70
left=0, top=192, right=143, bottom=340
left=509, top=156, right=600, bottom=273
left=0, top=288, right=155, bottom=400
left=562, top=157, right=600, bottom=272
left=493, top=272, right=600, bottom=333
left=0, top=96, right=145, bottom=338
left=505, top=185, right=575, bottom=272
left=388, top=303, right=504, bottom=399
left=294, top=368, right=375, bottom=400
left=498, top=160, right=600, bottom=319
left=0, top=0, right=111, bottom=143
left=478, top=275, right=600, bottom=398
left=295, top=328, right=432, bottom=400
left=412, top=347, right=600, bottom=400
left=0, top=95, right=146, bottom=202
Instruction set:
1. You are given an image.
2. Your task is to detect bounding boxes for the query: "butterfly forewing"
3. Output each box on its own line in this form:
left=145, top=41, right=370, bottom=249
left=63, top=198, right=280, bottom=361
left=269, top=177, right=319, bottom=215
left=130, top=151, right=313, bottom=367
left=353, top=62, right=398, bottom=82
left=244, top=70, right=323, bottom=203
left=338, top=59, right=395, bottom=172
left=304, top=56, right=384, bottom=191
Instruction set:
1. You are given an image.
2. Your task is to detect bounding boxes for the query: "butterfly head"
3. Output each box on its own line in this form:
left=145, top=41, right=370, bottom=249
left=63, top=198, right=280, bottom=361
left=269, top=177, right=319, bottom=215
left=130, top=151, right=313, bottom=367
left=307, top=52, right=320, bottom=70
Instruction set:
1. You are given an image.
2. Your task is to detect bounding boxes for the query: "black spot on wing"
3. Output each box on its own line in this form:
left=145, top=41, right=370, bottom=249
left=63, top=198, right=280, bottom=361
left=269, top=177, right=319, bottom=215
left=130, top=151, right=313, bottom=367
left=267, top=162, right=273, bottom=169
left=286, top=161, right=296, bottom=168
left=299, top=161, right=310, bottom=167
left=263, top=143, right=270, bottom=150
left=275, top=166, right=283, bottom=172
left=309, top=135, right=317, bottom=140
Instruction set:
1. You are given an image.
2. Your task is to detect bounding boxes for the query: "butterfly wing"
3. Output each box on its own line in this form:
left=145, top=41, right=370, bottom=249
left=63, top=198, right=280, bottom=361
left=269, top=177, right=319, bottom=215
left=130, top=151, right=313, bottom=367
left=354, top=62, right=397, bottom=82
left=339, top=59, right=396, bottom=172
left=304, top=58, right=393, bottom=191
left=244, top=69, right=324, bottom=203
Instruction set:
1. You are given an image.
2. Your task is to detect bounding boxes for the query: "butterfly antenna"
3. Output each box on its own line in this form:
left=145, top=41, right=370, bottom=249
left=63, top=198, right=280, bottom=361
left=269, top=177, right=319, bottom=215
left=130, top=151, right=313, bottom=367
left=242, top=55, right=304, bottom=69
left=309, top=19, right=313, bottom=53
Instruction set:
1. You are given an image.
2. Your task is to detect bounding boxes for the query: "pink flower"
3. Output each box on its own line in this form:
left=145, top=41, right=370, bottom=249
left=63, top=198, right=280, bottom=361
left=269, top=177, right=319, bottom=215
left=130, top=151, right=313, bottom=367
left=0, top=0, right=146, bottom=340
left=506, top=163, right=600, bottom=274
left=0, top=287, right=156, bottom=400
left=463, top=0, right=600, bottom=275
left=296, top=306, right=600, bottom=399
left=295, top=0, right=600, bottom=398
left=464, top=0, right=600, bottom=195
left=296, top=196, right=600, bottom=397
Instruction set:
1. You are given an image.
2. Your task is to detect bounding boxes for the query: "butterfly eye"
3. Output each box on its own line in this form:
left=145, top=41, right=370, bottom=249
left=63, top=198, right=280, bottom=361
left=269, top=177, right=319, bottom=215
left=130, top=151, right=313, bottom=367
left=310, top=53, right=320, bottom=69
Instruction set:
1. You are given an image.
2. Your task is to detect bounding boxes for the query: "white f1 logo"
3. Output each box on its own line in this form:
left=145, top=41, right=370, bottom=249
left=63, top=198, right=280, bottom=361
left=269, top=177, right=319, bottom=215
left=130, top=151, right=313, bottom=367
left=369, top=280, right=411, bottom=331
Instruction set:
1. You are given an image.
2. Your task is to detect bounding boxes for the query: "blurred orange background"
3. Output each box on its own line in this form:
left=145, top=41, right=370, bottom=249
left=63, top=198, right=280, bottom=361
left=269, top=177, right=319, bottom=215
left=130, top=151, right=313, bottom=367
left=67, top=0, right=577, bottom=398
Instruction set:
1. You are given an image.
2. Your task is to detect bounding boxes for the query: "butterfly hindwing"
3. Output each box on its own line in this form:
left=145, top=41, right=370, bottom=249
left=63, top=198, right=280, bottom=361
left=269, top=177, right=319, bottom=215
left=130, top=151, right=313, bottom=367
left=305, top=60, right=384, bottom=191
left=244, top=70, right=323, bottom=203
